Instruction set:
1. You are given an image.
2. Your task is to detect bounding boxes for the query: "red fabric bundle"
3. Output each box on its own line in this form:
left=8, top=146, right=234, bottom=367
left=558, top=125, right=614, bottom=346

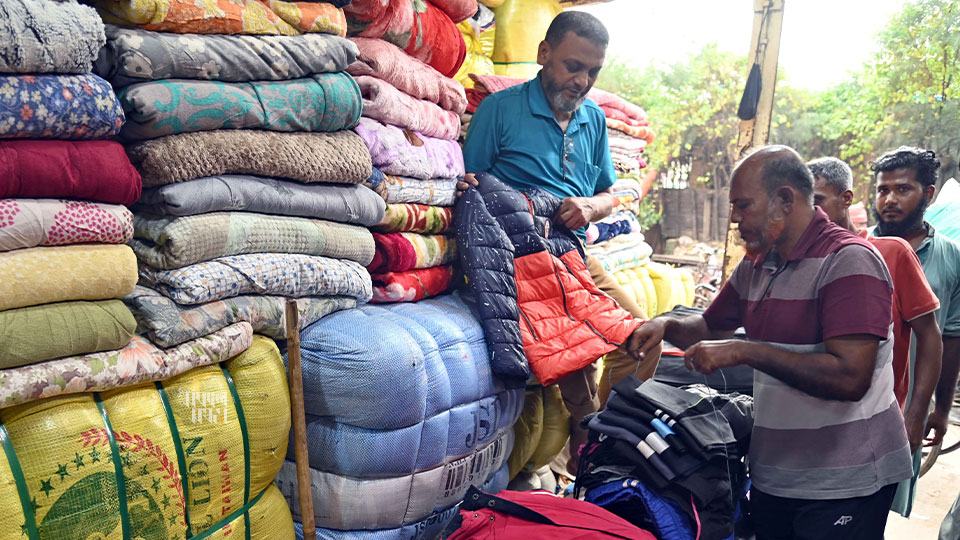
left=600, top=106, right=649, bottom=127
left=368, top=232, right=418, bottom=272
left=430, top=0, right=479, bottom=23
left=0, top=140, right=142, bottom=205
left=345, top=0, right=466, bottom=77
left=370, top=265, right=454, bottom=303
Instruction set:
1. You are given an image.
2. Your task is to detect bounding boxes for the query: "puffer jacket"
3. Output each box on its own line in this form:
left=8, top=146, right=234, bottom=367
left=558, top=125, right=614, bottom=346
left=456, top=172, right=641, bottom=386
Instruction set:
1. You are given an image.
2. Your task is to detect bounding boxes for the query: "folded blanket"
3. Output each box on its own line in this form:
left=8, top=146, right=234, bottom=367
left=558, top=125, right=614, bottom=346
left=607, top=119, right=655, bottom=144
left=136, top=174, right=385, bottom=225
left=126, top=285, right=358, bottom=347
left=92, top=0, right=347, bottom=37
left=431, top=0, right=480, bottom=23
left=584, top=232, right=648, bottom=257
left=586, top=236, right=654, bottom=274
left=356, top=75, right=461, bottom=140
left=0, top=300, right=135, bottom=369
left=0, top=140, right=142, bottom=205
left=365, top=169, right=458, bottom=206
left=131, top=211, right=375, bottom=269
left=0, top=322, right=251, bottom=409
left=139, top=253, right=373, bottom=305
left=118, top=73, right=362, bottom=140
left=370, top=265, right=455, bottom=303
left=0, top=199, right=133, bottom=251
left=345, top=0, right=466, bottom=77
left=96, top=26, right=358, bottom=88
left=348, top=37, right=467, bottom=114
left=375, top=203, right=453, bottom=233
left=0, top=74, right=123, bottom=140
left=368, top=232, right=456, bottom=273
left=0, top=244, right=138, bottom=311
left=355, top=118, right=464, bottom=180
left=0, top=0, right=105, bottom=74
left=126, top=129, right=372, bottom=187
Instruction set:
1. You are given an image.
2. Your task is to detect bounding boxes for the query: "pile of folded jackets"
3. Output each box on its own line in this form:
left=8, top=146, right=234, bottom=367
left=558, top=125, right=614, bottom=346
left=276, top=294, right=523, bottom=539
left=346, top=23, right=473, bottom=304
left=92, top=2, right=381, bottom=349
left=576, top=378, right=754, bottom=540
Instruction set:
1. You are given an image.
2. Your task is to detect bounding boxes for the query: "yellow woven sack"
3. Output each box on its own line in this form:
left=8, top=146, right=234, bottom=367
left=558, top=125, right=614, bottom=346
left=0, top=335, right=290, bottom=540
left=645, top=262, right=678, bottom=316
left=492, top=0, right=560, bottom=71
left=507, top=387, right=544, bottom=479
left=615, top=269, right=648, bottom=315
left=679, top=269, right=695, bottom=307
left=479, top=0, right=504, bottom=7
left=454, top=22, right=496, bottom=89
left=526, top=385, right=570, bottom=473
left=632, top=265, right=658, bottom=316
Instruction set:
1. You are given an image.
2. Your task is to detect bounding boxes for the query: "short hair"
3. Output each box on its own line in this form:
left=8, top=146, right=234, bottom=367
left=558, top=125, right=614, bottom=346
left=544, top=11, right=609, bottom=49
left=757, top=150, right=815, bottom=203
left=872, top=146, right=940, bottom=188
left=807, top=157, right=853, bottom=194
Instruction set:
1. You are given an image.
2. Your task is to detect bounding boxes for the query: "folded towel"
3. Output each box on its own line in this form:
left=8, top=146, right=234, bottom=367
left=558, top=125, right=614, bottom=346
left=92, top=0, right=347, bottom=37
left=132, top=212, right=375, bottom=269
left=126, top=285, right=358, bottom=347
left=365, top=171, right=458, bottom=207
left=118, top=73, right=362, bottom=141
left=355, top=75, right=461, bottom=140
left=348, top=37, right=467, bottom=114
left=354, top=118, right=464, bottom=180
left=370, top=265, right=455, bottom=303
left=0, top=244, right=138, bottom=311
left=139, top=253, right=373, bottom=305
left=0, top=199, right=133, bottom=252
left=96, top=26, right=358, bottom=87
left=0, top=300, right=136, bottom=369
left=0, top=140, right=142, bottom=205
left=0, top=74, right=123, bottom=140
left=0, top=0, right=105, bottom=74
left=0, top=322, right=252, bottom=409
left=368, top=232, right=456, bottom=273
left=375, top=203, right=453, bottom=234
left=136, top=175, right=385, bottom=226
left=126, top=129, right=372, bottom=187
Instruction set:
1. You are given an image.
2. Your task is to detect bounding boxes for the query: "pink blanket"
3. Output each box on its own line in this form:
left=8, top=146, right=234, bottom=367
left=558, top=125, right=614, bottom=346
left=356, top=75, right=461, bottom=140
left=0, top=199, right=133, bottom=251
left=354, top=118, right=464, bottom=180
left=348, top=37, right=467, bottom=114
left=431, top=0, right=479, bottom=23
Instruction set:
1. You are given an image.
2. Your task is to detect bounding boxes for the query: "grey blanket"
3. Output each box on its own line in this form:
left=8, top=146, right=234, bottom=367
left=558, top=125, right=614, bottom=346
left=136, top=175, right=385, bottom=226
left=0, top=0, right=105, bottom=74
left=96, top=25, right=358, bottom=88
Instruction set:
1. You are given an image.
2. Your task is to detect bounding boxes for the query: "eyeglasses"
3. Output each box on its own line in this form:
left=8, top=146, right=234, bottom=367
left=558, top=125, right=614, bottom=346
left=562, top=134, right=575, bottom=181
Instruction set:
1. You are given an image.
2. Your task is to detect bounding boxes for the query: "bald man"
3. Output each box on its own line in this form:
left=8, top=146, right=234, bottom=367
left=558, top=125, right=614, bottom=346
left=628, top=146, right=913, bottom=539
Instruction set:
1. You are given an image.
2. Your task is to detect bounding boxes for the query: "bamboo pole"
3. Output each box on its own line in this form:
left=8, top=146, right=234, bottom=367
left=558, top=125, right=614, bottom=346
left=285, top=299, right=315, bottom=538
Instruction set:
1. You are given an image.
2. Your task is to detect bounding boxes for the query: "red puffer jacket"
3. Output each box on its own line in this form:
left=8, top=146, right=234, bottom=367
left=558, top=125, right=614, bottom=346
left=456, top=173, right=641, bottom=386
left=447, top=487, right=658, bottom=539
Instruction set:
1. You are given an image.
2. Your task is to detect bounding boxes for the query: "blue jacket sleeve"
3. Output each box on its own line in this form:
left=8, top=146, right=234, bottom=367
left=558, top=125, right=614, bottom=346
left=463, top=97, right=501, bottom=175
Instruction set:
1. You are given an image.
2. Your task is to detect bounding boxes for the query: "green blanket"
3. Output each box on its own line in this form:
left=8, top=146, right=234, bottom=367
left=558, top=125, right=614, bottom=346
left=0, top=300, right=136, bottom=369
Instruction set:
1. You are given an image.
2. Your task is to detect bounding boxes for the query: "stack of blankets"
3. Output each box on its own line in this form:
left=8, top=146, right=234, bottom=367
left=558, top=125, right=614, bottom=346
left=91, top=1, right=382, bottom=349
left=346, top=9, right=474, bottom=304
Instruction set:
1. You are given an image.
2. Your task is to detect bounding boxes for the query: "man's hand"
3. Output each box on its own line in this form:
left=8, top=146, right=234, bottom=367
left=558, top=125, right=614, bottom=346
left=556, top=197, right=597, bottom=230
left=924, top=407, right=950, bottom=448
left=905, top=408, right=926, bottom=454
left=626, top=319, right=667, bottom=361
left=456, top=173, right=480, bottom=197
left=684, top=340, right=749, bottom=374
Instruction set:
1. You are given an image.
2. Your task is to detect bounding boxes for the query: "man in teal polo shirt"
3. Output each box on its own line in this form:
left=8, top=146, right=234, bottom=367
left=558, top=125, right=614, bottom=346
left=460, top=11, right=659, bottom=475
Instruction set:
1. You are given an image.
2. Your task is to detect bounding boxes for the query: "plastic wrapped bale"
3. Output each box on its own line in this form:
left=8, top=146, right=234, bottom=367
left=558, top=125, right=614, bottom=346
left=0, top=335, right=292, bottom=540
left=453, top=6, right=496, bottom=89
left=491, top=0, right=561, bottom=79
left=645, top=262, right=688, bottom=315
left=679, top=268, right=695, bottom=307
left=276, top=294, right=524, bottom=535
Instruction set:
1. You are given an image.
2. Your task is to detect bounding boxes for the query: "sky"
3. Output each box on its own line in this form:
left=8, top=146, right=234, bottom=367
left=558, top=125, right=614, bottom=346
left=576, top=0, right=905, bottom=90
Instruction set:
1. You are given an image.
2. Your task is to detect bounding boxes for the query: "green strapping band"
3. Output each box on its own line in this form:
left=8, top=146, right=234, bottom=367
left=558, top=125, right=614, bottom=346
left=94, top=392, right=131, bottom=540
left=155, top=381, right=194, bottom=537
left=189, top=487, right=266, bottom=540
left=0, top=419, right=38, bottom=540
left=220, top=363, right=251, bottom=540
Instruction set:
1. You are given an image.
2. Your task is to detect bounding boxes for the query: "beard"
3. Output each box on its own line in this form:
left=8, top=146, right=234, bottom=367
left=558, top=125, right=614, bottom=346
left=873, top=197, right=928, bottom=237
left=740, top=201, right=787, bottom=258
left=541, top=68, right=587, bottom=113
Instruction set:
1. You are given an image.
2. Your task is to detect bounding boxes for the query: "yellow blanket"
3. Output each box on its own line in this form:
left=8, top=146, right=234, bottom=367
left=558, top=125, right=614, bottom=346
left=0, top=244, right=138, bottom=311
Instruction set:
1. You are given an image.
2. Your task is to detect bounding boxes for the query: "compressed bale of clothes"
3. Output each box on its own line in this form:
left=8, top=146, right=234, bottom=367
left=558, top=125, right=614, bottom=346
left=0, top=140, right=142, bottom=205
left=375, top=204, right=453, bottom=234
left=131, top=212, right=375, bottom=269
left=364, top=169, right=459, bottom=207
left=0, top=334, right=291, bottom=539
left=0, top=0, right=105, bottom=74
left=126, top=130, right=372, bottom=187
left=0, top=199, right=133, bottom=251
left=355, top=75, right=461, bottom=140
left=347, top=37, right=467, bottom=114
left=91, top=0, right=348, bottom=37
left=0, top=74, right=123, bottom=140
left=367, top=232, right=456, bottom=273
left=453, top=6, right=496, bottom=89
left=354, top=118, right=464, bottom=180
left=491, top=0, right=561, bottom=78
left=0, top=244, right=138, bottom=312
left=136, top=175, right=386, bottom=226
left=275, top=296, right=523, bottom=532
left=118, top=73, right=363, bottom=141
left=371, top=265, right=455, bottom=303
left=96, top=26, right=359, bottom=87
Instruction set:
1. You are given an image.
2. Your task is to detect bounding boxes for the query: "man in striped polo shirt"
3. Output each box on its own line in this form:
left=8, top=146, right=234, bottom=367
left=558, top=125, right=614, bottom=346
left=629, top=145, right=914, bottom=539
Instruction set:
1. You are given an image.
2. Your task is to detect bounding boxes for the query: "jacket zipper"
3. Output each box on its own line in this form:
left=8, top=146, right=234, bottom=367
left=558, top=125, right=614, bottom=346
left=520, top=309, right=540, bottom=342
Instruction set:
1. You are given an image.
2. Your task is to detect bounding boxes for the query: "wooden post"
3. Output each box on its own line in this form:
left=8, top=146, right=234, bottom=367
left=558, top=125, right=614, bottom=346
left=721, top=0, right=786, bottom=283
left=285, top=299, right=315, bottom=538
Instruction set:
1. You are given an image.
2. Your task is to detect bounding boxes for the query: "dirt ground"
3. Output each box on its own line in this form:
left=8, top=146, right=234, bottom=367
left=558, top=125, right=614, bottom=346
left=886, top=448, right=960, bottom=539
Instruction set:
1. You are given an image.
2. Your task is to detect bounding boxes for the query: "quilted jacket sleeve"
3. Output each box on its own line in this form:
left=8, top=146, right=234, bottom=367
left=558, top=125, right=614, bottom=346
left=455, top=186, right=529, bottom=385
